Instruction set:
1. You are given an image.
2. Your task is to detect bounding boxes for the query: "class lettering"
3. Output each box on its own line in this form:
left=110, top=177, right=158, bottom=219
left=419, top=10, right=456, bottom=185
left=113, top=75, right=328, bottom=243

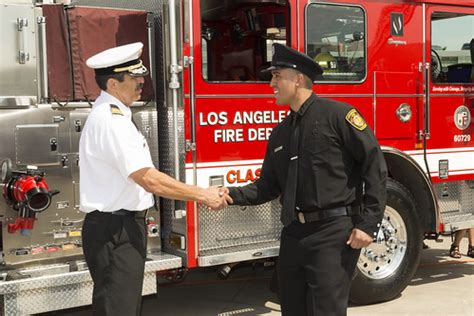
left=226, top=168, right=261, bottom=184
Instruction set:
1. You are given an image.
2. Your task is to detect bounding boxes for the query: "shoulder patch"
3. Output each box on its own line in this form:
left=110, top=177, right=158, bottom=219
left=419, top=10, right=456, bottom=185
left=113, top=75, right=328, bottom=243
left=345, top=109, right=367, bottom=131
left=110, top=104, right=123, bottom=116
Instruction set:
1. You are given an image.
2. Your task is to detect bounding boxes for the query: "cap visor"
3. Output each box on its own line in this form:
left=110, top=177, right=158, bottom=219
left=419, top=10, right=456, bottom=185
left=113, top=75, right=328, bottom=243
left=261, top=65, right=277, bottom=73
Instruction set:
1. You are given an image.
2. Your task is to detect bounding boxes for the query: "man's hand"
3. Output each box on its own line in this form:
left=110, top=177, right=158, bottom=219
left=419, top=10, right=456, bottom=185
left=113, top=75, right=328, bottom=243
left=346, top=228, right=374, bottom=249
left=202, top=186, right=233, bottom=210
left=217, top=186, right=233, bottom=207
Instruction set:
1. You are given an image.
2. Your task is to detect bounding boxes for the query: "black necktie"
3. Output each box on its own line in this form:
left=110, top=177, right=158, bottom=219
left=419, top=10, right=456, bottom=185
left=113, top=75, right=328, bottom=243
left=281, top=113, right=300, bottom=226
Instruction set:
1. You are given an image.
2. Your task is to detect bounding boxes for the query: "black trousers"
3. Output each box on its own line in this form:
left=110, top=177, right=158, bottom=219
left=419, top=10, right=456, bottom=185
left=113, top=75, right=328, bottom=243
left=277, top=216, right=360, bottom=316
left=82, top=211, right=147, bottom=316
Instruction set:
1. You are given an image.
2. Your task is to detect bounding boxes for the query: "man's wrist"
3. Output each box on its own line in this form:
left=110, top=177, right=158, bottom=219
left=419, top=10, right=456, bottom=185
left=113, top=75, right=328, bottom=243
left=195, top=187, right=208, bottom=204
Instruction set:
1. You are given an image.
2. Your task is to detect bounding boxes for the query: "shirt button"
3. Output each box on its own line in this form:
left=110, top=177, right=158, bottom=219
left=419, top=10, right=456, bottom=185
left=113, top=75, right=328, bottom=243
left=377, top=223, right=381, bottom=228
left=373, top=232, right=377, bottom=236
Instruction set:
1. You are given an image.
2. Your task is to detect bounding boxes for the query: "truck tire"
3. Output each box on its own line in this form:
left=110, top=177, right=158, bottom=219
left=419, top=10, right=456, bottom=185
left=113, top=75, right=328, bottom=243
left=349, top=178, right=422, bottom=304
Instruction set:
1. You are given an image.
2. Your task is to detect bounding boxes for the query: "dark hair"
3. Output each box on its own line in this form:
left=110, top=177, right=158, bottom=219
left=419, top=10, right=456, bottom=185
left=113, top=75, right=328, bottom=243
left=95, top=72, right=126, bottom=91
left=303, top=75, right=313, bottom=89
left=295, top=71, right=313, bottom=89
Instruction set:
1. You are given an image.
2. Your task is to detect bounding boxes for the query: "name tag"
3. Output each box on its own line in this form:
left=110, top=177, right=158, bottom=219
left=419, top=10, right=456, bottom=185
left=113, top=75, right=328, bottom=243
left=274, top=146, right=283, bottom=153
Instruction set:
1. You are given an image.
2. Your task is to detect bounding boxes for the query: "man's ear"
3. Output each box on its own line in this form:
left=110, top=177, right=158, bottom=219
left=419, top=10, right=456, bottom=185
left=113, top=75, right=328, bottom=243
left=106, top=77, right=118, bottom=91
left=296, top=72, right=305, bottom=87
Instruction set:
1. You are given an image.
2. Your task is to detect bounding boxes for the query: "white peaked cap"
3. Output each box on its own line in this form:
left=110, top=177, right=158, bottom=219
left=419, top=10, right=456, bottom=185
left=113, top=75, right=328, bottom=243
left=86, top=42, right=148, bottom=77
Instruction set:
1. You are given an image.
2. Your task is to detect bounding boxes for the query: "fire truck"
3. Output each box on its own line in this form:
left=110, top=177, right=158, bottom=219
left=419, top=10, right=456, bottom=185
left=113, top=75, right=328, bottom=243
left=0, top=0, right=472, bottom=314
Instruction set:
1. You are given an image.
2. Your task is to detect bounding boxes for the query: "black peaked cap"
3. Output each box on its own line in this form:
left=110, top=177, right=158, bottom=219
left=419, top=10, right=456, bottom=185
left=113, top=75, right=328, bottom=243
left=263, top=43, right=323, bottom=81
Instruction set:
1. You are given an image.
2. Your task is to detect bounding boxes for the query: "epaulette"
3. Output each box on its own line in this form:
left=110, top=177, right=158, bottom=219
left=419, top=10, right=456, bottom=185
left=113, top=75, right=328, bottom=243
left=110, top=104, right=124, bottom=116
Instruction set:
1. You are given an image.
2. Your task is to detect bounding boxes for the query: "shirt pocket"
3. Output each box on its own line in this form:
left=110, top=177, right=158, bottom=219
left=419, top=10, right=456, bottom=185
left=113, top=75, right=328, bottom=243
left=271, top=143, right=286, bottom=165
left=302, top=127, right=331, bottom=155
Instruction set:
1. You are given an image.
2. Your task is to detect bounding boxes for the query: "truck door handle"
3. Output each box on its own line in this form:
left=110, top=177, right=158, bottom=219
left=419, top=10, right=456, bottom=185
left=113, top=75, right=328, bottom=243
left=61, top=155, right=69, bottom=168
left=17, top=18, right=29, bottom=64
left=74, top=120, right=82, bottom=132
left=50, top=138, right=58, bottom=151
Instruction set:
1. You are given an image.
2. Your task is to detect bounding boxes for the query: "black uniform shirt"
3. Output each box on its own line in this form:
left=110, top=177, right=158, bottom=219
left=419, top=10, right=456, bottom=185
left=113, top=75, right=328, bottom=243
left=229, top=94, right=387, bottom=237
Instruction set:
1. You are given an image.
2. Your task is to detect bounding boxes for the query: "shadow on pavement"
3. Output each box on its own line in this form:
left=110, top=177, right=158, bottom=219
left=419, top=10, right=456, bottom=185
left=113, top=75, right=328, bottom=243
left=408, top=247, right=474, bottom=287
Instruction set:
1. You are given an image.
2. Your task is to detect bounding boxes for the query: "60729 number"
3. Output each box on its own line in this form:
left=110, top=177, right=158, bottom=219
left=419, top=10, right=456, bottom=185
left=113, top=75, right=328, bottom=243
left=453, top=134, right=471, bottom=142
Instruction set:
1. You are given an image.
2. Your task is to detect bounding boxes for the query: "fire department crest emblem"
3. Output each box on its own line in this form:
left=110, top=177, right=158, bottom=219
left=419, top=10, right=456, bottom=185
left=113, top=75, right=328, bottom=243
left=454, top=105, right=471, bottom=130
left=345, top=109, right=367, bottom=131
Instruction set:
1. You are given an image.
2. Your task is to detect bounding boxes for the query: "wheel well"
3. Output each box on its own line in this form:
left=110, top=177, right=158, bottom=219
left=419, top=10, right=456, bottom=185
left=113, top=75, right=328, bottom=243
left=382, top=149, right=437, bottom=235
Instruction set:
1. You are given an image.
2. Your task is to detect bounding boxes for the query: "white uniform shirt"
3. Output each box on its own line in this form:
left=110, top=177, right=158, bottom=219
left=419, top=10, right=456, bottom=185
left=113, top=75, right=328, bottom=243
left=79, top=90, right=154, bottom=213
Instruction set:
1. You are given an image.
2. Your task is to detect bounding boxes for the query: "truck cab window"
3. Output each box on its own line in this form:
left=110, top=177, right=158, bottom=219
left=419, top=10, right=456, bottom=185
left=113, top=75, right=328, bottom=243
left=431, top=13, right=473, bottom=84
left=305, top=3, right=366, bottom=82
left=200, top=1, right=289, bottom=83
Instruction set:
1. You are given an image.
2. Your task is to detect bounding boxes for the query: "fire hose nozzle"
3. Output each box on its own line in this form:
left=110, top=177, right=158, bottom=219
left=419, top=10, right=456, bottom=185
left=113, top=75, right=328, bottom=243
left=2, top=162, right=60, bottom=234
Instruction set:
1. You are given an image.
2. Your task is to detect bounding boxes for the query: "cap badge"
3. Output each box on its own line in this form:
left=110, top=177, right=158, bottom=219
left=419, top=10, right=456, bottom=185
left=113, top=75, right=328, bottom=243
left=113, top=60, right=145, bottom=75
left=345, top=109, right=367, bottom=131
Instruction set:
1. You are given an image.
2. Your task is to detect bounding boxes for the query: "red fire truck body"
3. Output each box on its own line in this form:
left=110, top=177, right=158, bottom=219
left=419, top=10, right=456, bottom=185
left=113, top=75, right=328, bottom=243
left=182, top=0, right=473, bottom=262
left=0, top=0, right=472, bottom=313
left=180, top=0, right=473, bottom=304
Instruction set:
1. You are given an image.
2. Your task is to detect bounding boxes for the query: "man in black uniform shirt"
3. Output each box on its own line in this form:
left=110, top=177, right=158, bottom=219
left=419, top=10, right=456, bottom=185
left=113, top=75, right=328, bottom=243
left=228, top=44, right=387, bottom=315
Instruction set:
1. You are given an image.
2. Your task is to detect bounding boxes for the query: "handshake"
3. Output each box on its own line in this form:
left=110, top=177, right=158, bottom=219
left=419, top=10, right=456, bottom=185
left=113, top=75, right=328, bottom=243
left=201, top=186, right=233, bottom=211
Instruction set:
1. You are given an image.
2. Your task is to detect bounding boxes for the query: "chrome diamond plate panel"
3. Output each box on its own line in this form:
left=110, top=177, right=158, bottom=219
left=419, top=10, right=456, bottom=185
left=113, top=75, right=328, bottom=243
left=2, top=274, right=93, bottom=315
left=0, top=253, right=180, bottom=314
left=434, top=181, right=474, bottom=231
left=144, top=253, right=182, bottom=272
left=134, top=108, right=159, bottom=168
left=133, top=107, right=162, bottom=254
left=198, top=200, right=283, bottom=252
left=159, top=106, right=187, bottom=259
left=198, top=241, right=280, bottom=267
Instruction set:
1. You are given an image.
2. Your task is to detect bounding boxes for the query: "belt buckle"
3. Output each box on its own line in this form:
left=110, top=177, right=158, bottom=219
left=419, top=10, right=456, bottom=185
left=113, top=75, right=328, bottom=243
left=297, top=212, right=306, bottom=224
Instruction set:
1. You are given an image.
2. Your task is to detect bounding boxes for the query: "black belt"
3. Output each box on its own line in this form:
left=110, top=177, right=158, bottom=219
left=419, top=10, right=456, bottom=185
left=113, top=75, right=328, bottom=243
left=111, top=209, right=136, bottom=216
left=91, top=209, right=146, bottom=218
left=296, top=205, right=359, bottom=224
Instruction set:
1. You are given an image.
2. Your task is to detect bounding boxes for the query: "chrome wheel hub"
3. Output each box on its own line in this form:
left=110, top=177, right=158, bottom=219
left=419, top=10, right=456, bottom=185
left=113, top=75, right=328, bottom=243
left=357, top=206, right=408, bottom=279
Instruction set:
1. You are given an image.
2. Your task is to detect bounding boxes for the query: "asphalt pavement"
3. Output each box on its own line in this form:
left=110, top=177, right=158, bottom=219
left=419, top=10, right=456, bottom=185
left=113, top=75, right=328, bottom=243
left=43, top=236, right=474, bottom=316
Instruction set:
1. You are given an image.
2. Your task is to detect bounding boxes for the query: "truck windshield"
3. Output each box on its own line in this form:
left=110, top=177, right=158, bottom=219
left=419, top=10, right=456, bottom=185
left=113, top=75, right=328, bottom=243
left=431, top=12, right=473, bottom=85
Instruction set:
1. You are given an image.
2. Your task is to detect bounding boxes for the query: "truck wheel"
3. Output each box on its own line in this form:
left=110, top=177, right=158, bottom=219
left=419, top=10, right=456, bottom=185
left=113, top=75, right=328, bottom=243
left=350, top=178, right=422, bottom=304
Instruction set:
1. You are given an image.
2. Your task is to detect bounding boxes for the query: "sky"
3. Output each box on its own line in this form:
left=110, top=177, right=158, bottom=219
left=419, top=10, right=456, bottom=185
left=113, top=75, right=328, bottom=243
left=432, top=15, right=473, bottom=50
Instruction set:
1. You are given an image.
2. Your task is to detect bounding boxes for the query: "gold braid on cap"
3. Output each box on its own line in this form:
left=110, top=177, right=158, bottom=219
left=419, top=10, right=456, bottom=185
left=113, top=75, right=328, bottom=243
left=113, top=60, right=144, bottom=73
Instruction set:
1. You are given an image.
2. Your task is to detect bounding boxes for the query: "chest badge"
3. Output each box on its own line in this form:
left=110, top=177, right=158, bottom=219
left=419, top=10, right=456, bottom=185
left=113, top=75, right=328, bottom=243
left=345, top=109, right=367, bottom=131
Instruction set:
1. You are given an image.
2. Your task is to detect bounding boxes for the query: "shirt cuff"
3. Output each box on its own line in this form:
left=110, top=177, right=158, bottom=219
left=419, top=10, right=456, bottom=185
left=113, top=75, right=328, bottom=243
left=354, top=215, right=381, bottom=238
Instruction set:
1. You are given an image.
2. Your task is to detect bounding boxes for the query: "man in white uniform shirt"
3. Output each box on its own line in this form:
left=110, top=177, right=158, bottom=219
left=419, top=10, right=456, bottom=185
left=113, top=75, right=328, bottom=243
left=80, top=42, right=231, bottom=316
